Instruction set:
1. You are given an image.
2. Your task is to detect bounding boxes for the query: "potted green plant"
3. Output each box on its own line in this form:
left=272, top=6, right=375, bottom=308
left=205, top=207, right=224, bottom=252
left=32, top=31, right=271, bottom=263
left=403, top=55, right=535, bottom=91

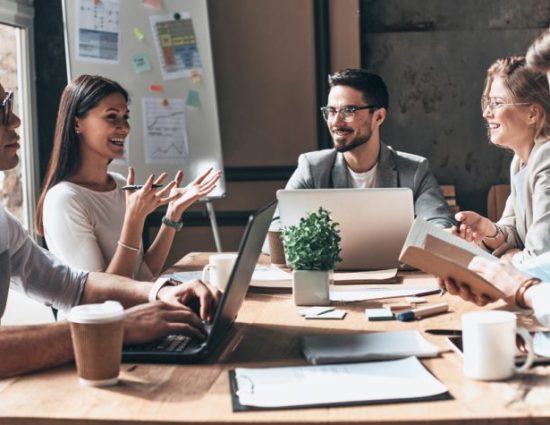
left=281, top=207, right=341, bottom=306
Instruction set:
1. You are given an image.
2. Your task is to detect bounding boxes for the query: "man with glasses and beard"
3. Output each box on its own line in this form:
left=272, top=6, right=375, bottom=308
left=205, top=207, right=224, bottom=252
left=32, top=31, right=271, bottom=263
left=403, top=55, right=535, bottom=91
left=286, top=68, right=454, bottom=228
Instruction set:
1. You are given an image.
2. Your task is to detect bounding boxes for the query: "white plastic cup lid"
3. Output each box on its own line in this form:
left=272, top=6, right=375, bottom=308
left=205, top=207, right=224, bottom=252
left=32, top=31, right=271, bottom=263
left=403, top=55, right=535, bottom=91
left=68, top=301, right=125, bottom=324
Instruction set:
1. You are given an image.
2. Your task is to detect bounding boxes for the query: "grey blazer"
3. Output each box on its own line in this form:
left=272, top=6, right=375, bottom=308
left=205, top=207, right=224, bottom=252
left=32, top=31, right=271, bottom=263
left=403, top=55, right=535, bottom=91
left=285, top=142, right=454, bottom=228
left=497, top=141, right=550, bottom=262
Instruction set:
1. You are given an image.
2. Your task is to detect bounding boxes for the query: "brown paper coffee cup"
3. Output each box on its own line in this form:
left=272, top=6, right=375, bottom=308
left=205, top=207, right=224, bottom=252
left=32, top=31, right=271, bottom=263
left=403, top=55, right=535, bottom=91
left=68, top=301, right=125, bottom=387
left=268, top=230, right=286, bottom=266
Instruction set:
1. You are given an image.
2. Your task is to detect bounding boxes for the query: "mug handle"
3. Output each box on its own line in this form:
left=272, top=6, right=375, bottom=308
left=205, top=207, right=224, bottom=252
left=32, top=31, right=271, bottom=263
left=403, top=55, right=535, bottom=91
left=202, top=264, right=214, bottom=284
left=515, top=327, right=536, bottom=372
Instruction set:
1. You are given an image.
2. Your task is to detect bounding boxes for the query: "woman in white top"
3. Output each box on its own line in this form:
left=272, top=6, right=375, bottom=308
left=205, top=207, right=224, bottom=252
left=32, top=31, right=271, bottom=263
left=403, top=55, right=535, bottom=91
left=453, top=56, right=550, bottom=264
left=35, top=75, right=220, bottom=280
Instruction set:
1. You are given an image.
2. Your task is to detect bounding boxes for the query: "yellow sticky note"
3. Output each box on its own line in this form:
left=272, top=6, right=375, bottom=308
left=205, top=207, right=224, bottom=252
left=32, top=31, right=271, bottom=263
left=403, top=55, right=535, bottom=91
left=133, top=27, right=145, bottom=42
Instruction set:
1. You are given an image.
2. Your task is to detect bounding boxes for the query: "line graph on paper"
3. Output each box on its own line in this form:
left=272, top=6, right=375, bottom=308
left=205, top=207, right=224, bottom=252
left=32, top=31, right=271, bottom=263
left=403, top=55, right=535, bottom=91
left=142, top=98, right=189, bottom=164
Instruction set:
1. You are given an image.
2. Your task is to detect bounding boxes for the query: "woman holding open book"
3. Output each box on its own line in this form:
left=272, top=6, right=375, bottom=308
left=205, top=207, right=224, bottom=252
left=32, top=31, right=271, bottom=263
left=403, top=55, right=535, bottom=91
left=439, top=30, right=550, bottom=321
left=453, top=56, right=550, bottom=265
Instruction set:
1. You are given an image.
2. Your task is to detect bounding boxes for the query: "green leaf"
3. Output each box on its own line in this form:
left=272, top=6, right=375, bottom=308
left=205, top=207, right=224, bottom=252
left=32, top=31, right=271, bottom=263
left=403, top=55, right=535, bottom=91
left=281, top=207, right=342, bottom=270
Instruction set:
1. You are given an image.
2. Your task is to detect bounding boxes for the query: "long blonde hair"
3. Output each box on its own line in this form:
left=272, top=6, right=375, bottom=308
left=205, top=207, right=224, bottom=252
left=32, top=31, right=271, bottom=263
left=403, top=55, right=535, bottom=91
left=483, top=56, right=550, bottom=144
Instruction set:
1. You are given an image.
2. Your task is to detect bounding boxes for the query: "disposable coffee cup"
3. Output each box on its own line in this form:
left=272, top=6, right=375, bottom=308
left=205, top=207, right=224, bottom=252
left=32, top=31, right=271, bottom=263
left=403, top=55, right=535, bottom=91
left=68, top=301, right=125, bottom=387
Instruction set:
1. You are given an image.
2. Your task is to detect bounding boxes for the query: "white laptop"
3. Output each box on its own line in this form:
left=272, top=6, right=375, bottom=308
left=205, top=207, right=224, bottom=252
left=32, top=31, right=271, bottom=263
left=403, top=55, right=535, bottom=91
left=277, top=188, right=414, bottom=270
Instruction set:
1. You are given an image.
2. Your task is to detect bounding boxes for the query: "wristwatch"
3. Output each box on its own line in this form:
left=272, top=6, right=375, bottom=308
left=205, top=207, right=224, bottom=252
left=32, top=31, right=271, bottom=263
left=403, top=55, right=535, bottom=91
left=148, top=277, right=181, bottom=302
left=162, top=215, right=183, bottom=231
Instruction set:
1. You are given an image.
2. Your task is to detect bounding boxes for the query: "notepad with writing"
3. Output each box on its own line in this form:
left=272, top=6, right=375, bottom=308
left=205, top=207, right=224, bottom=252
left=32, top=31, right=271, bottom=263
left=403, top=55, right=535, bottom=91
left=229, top=356, right=450, bottom=411
left=301, top=330, right=440, bottom=365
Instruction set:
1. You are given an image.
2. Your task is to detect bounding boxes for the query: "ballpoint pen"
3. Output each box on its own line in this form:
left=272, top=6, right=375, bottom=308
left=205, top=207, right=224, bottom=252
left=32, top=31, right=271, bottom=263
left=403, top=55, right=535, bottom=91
left=121, top=183, right=163, bottom=190
left=396, top=302, right=449, bottom=322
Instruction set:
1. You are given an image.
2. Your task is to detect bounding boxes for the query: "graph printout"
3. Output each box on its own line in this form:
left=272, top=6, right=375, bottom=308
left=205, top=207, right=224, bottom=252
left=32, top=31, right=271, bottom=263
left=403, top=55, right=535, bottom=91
left=142, top=98, right=189, bottom=164
left=76, top=0, right=120, bottom=63
left=150, top=13, right=203, bottom=80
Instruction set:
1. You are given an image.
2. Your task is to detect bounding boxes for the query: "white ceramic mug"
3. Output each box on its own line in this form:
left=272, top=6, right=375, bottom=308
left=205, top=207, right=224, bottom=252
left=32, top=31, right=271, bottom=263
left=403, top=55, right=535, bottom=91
left=202, top=253, right=238, bottom=291
left=462, top=311, right=535, bottom=381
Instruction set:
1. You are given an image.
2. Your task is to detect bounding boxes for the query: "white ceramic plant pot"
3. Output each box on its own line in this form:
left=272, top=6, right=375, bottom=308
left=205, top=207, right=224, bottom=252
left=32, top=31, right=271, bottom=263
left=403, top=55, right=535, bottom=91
left=292, top=270, right=332, bottom=306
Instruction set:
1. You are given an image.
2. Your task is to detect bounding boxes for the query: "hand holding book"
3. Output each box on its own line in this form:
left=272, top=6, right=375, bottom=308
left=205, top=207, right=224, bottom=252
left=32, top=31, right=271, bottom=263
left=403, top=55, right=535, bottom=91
left=399, top=219, right=505, bottom=303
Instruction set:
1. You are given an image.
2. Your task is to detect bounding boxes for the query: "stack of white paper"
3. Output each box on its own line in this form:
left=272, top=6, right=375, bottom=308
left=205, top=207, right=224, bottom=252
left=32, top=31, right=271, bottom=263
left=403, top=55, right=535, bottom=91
left=301, top=330, right=440, bottom=364
left=234, top=357, right=448, bottom=408
left=329, top=286, right=440, bottom=302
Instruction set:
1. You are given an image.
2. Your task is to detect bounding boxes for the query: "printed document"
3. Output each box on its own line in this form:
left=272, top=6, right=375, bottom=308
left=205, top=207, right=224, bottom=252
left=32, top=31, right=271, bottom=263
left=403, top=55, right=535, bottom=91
left=233, top=356, right=448, bottom=408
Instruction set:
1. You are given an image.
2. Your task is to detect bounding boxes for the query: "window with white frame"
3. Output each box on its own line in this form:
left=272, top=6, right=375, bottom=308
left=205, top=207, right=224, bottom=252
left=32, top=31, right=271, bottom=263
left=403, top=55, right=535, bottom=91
left=0, top=1, right=54, bottom=325
left=0, top=0, right=39, bottom=233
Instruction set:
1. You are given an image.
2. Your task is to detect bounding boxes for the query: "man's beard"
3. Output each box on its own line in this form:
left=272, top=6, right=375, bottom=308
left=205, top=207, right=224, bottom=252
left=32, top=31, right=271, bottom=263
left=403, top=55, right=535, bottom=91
left=333, top=130, right=372, bottom=153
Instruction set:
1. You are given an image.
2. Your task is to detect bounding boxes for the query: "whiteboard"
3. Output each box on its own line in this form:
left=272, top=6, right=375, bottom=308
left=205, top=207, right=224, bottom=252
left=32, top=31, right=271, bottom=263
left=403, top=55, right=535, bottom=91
left=62, top=0, right=225, bottom=198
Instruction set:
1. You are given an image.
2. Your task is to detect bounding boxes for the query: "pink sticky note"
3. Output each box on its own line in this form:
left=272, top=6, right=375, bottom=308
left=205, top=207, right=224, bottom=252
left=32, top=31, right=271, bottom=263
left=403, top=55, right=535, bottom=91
left=149, top=84, right=164, bottom=93
left=143, top=0, right=163, bottom=9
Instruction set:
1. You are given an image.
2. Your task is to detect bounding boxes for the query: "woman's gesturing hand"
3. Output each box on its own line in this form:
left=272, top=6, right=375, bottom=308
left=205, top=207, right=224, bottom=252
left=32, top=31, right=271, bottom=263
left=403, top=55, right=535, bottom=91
left=124, top=167, right=179, bottom=221
left=165, top=167, right=222, bottom=221
left=451, top=211, right=498, bottom=243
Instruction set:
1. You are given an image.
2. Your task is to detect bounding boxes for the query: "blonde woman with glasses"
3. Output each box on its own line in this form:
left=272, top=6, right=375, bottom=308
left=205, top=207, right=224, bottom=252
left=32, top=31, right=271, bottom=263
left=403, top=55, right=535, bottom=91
left=453, top=56, right=550, bottom=264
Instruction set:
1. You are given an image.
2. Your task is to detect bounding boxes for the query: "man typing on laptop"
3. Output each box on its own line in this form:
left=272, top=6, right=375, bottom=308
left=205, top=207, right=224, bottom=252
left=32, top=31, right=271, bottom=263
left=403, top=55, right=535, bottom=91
left=285, top=68, right=453, bottom=228
left=0, top=81, right=220, bottom=378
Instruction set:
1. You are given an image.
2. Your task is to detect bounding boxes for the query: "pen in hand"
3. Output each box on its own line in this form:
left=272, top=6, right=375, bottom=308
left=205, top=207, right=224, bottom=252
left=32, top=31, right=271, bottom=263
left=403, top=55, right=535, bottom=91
left=122, top=183, right=163, bottom=191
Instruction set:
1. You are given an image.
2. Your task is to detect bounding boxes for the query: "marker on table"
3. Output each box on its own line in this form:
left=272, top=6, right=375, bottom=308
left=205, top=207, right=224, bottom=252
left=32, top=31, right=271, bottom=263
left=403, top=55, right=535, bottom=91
left=424, top=329, right=462, bottom=336
left=122, top=183, right=163, bottom=190
left=396, top=302, right=449, bottom=322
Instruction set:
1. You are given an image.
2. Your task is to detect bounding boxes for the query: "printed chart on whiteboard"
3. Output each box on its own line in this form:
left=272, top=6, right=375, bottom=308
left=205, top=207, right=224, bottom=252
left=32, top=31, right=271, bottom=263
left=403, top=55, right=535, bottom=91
left=142, top=98, right=189, bottom=165
left=76, top=0, right=120, bottom=63
left=150, top=12, right=203, bottom=80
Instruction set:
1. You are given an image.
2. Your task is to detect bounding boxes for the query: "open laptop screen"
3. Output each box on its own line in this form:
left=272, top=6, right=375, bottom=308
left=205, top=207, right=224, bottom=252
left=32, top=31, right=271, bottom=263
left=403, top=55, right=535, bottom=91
left=277, top=189, right=413, bottom=270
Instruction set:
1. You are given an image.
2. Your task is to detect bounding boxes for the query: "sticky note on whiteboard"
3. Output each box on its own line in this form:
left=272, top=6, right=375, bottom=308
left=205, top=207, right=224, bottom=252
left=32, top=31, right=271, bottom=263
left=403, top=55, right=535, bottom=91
left=186, top=90, right=201, bottom=108
left=132, top=53, right=151, bottom=73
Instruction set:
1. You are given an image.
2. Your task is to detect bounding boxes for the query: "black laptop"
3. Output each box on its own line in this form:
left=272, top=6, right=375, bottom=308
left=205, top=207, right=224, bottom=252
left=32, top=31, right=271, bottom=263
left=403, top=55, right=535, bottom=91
left=123, top=200, right=277, bottom=363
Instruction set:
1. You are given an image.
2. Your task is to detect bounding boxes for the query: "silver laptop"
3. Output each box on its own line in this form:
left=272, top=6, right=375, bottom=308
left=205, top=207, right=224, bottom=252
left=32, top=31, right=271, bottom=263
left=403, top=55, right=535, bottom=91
left=277, top=189, right=413, bottom=270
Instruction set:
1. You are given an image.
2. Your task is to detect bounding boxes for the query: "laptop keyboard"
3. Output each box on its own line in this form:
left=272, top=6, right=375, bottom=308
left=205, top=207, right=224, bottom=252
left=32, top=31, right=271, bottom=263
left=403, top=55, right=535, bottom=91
left=125, top=334, right=191, bottom=353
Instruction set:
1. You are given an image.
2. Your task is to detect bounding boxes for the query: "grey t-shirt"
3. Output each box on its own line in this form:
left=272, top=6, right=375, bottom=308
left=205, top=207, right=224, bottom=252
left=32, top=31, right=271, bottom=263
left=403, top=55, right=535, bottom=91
left=0, top=206, right=88, bottom=319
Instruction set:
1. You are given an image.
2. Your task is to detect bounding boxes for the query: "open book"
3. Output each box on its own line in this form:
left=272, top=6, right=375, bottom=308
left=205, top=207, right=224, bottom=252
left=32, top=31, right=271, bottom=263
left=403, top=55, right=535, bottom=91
left=398, top=219, right=505, bottom=300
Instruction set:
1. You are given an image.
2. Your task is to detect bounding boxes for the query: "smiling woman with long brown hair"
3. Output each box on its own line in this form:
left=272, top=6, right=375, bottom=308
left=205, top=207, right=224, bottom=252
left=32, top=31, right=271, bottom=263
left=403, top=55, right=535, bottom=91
left=35, top=75, right=220, bottom=280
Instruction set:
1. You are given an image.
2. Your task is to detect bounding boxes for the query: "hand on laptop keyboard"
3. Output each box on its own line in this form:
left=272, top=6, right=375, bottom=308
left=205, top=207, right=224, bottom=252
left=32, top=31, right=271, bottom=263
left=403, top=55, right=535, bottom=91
left=122, top=301, right=208, bottom=345
left=157, top=278, right=222, bottom=322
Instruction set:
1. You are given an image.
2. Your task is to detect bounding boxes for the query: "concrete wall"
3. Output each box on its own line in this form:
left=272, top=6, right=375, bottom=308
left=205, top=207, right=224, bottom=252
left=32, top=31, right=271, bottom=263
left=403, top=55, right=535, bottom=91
left=361, top=0, right=550, bottom=214
left=32, top=1, right=550, bottom=259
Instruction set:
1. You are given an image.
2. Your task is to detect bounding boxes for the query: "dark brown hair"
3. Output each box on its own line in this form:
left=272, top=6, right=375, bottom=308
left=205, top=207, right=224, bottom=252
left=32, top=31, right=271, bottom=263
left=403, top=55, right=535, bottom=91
left=526, top=28, right=550, bottom=72
left=35, top=75, right=128, bottom=236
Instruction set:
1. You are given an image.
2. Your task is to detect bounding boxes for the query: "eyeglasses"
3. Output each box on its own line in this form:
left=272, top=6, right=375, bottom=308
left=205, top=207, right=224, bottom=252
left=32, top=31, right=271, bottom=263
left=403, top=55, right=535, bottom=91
left=320, top=104, right=379, bottom=122
left=481, top=97, right=530, bottom=113
left=1, top=91, right=13, bottom=126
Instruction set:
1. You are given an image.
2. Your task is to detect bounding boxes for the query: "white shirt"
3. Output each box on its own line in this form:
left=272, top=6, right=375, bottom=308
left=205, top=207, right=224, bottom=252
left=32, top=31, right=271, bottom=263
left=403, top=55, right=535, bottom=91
left=0, top=206, right=86, bottom=318
left=511, top=165, right=528, bottom=213
left=530, top=284, right=550, bottom=327
left=43, top=173, right=153, bottom=281
left=347, top=163, right=378, bottom=188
